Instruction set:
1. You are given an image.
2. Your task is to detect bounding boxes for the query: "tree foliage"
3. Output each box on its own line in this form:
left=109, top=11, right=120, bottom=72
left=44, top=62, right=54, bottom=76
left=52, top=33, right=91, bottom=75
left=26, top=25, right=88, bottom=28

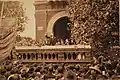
left=0, top=1, right=28, bottom=33
left=68, top=0, right=119, bottom=54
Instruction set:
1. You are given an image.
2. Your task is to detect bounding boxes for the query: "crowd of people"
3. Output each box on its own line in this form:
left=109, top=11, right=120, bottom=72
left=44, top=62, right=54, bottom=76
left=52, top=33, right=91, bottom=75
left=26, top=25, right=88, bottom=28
left=0, top=54, right=120, bottom=80
left=44, top=35, right=89, bottom=46
left=15, top=33, right=92, bottom=47
left=15, top=35, right=43, bottom=46
left=45, top=38, right=73, bottom=46
left=15, top=35, right=78, bottom=47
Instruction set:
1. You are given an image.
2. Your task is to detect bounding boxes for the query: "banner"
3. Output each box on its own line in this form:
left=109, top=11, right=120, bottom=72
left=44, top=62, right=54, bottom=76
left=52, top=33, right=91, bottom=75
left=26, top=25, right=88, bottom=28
left=0, top=31, right=16, bottom=61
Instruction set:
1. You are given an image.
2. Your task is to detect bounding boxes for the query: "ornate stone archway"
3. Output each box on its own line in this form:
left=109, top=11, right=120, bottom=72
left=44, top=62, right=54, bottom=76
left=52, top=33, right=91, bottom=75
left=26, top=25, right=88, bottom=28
left=46, top=11, right=69, bottom=37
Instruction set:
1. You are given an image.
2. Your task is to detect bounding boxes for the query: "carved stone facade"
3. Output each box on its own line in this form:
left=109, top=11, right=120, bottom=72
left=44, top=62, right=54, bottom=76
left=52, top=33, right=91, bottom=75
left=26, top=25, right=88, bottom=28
left=34, top=0, right=69, bottom=41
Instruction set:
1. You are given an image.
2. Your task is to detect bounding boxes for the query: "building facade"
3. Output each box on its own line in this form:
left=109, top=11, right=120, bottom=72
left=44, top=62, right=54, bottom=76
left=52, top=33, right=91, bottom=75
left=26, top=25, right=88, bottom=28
left=34, top=0, right=119, bottom=46
left=34, top=0, right=69, bottom=41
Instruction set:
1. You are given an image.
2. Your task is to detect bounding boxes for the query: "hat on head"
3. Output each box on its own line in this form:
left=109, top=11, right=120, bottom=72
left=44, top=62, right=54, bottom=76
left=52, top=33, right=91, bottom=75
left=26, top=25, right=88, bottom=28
left=20, top=67, right=29, bottom=73
left=89, top=65, right=101, bottom=73
left=7, top=74, right=20, bottom=80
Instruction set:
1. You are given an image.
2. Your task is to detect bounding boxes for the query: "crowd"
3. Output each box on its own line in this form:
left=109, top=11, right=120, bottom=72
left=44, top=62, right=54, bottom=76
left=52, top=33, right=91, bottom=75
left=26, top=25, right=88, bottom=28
left=15, top=35, right=44, bottom=46
left=15, top=35, right=78, bottom=47
left=15, top=33, right=91, bottom=47
left=0, top=54, right=120, bottom=80
left=44, top=36, right=89, bottom=46
left=45, top=38, right=73, bottom=45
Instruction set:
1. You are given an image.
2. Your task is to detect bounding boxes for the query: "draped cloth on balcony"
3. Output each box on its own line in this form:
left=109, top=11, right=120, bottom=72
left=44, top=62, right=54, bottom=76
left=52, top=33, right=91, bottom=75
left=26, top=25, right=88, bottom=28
left=0, top=18, right=16, bottom=62
left=0, top=30, right=16, bottom=61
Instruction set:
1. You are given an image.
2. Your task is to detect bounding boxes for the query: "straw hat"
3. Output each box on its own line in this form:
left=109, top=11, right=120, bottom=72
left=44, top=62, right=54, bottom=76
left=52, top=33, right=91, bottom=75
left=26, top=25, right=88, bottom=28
left=20, top=67, right=29, bottom=73
left=7, top=74, right=20, bottom=80
left=89, top=65, right=101, bottom=73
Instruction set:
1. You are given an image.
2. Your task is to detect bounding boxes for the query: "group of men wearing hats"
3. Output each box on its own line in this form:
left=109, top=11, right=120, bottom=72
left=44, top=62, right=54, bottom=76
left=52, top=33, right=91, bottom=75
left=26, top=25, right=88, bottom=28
left=1, top=55, right=120, bottom=80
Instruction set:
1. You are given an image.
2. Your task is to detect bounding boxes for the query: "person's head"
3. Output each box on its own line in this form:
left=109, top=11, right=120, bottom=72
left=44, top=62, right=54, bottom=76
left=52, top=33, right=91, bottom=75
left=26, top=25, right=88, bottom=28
left=57, top=66, right=63, bottom=73
left=36, top=72, right=41, bottom=77
left=33, top=63, right=38, bottom=67
left=53, top=64, right=58, bottom=70
left=48, top=65, right=53, bottom=72
left=35, top=66, right=42, bottom=72
left=6, top=64, right=12, bottom=71
left=29, top=67, right=34, bottom=73
left=91, top=70, right=96, bottom=74
left=4, top=71, right=11, bottom=78
left=20, top=67, right=29, bottom=74
left=66, top=70, right=75, bottom=80
left=75, top=65, right=79, bottom=71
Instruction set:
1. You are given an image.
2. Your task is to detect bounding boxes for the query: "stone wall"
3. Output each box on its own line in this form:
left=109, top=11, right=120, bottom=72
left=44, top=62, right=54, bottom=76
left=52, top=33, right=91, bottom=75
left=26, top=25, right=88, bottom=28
left=34, top=0, right=68, bottom=41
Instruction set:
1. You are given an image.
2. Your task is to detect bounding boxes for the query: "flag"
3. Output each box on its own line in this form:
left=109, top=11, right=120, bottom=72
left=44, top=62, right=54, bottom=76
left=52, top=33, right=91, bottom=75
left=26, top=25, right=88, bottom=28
left=0, top=18, right=16, bottom=61
left=0, top=30, right=16, bottom=61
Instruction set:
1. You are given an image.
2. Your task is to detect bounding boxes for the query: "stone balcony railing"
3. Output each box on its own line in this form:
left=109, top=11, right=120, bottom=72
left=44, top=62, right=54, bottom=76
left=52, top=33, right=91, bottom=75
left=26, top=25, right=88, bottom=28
left=15, top=45, right=92, bottom=63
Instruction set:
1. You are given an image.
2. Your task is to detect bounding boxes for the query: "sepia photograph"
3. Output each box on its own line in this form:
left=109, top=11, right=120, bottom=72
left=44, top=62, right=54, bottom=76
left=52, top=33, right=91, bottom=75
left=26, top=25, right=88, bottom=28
left=0, top=0, right=119, bottom=80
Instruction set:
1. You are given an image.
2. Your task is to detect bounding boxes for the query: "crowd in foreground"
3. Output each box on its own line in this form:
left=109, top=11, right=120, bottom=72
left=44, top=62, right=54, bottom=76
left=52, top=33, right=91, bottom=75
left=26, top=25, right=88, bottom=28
left=0, top=55, right=120, bottom=80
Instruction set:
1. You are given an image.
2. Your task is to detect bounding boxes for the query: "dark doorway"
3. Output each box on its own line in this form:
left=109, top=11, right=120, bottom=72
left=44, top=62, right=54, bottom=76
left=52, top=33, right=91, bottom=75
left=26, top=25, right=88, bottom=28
left=53, top=16, right=70, bottom=40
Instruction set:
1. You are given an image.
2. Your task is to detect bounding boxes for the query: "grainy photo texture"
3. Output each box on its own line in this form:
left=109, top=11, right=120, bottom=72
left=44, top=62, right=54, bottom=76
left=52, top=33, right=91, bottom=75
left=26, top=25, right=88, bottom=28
left=0, top=0, right=119, bottom=80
